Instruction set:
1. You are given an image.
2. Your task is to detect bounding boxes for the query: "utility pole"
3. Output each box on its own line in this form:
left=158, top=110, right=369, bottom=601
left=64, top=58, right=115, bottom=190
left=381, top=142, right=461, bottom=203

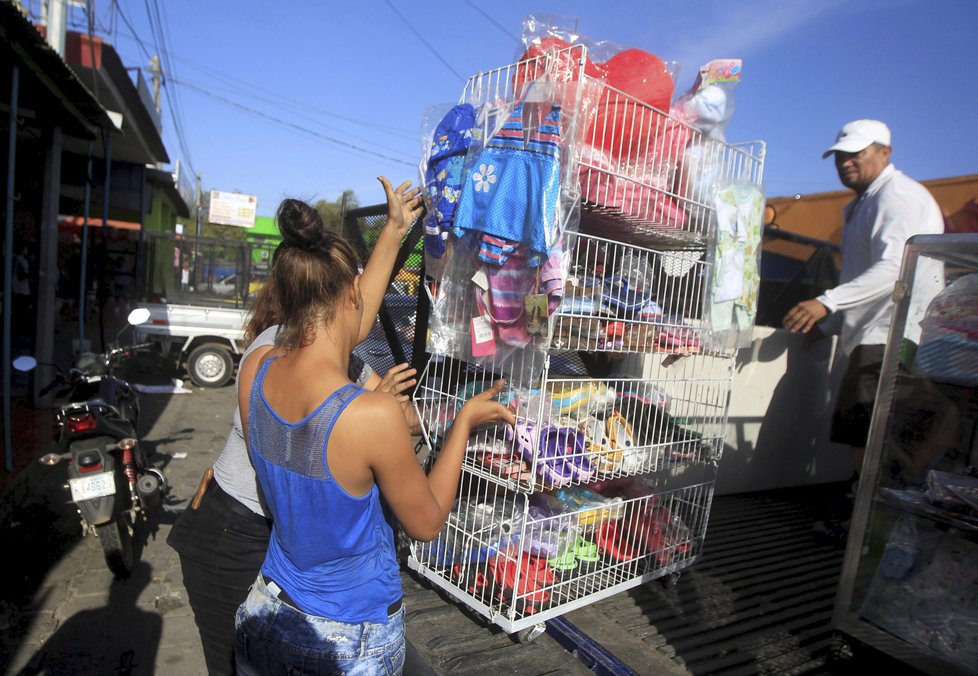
left=194, top=174, right=202, bottom=290
left=148, top=55, right=164, bottom=170
left=148, top=55, right=162, bottom=114
left=46, top=0, right=67, bottom=57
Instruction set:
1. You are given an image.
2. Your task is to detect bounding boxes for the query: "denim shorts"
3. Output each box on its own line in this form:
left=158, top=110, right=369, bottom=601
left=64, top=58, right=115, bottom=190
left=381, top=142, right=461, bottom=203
left=235, top=575, right=405, bottom=675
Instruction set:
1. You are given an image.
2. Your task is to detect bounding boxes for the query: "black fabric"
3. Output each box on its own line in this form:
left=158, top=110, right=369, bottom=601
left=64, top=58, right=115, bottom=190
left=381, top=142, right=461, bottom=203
left=831, top=344, right=887, bottom=448
left=348, top=353, right=366, bottom=383
left=167, top=481, right=271, bottom=676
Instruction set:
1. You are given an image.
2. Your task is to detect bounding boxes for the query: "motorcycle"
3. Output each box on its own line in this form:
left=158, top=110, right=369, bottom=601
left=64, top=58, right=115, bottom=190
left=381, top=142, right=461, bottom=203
left=12, top=308, right=168, bottom=578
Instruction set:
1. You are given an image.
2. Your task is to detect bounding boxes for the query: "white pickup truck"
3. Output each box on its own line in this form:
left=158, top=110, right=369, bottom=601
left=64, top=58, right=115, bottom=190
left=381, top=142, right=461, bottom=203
left=133, top=302, right=250, bottom=388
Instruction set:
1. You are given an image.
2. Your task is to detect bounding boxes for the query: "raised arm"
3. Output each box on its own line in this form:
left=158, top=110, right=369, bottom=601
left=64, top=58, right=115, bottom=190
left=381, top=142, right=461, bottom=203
left=357, top=177, right=423, bottom=342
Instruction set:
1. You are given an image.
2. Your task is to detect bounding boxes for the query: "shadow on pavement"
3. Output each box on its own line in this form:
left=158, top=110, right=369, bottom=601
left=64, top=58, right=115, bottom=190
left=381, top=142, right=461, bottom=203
left=15, top=561, right=162, bottom=675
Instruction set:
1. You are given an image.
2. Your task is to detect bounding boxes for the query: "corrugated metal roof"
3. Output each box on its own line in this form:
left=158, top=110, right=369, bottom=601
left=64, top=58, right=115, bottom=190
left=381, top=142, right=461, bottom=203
left=0, top=0, right=109, bottom=136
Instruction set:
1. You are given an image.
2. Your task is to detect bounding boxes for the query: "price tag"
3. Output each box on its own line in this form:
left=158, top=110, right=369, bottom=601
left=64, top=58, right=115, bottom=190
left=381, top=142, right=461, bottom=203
left=471, top=267, right=489, bottom=291
left=471, top=316, right=496, bottom=356
left=524, top=294, right=549, bottom=336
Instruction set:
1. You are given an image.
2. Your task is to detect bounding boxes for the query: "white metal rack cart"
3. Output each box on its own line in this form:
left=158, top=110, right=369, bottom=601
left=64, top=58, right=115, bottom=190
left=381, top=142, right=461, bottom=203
left=409, top=45, right=766, bottom=640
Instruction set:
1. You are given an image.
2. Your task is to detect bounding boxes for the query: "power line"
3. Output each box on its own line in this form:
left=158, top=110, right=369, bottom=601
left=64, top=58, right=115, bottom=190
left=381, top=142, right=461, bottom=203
left=176, top=80, right=415, bottom=167
left=463, top=0, right=522, bottom=44
left=172, top=58, right=416, bottom=141
left=169, top=75, right=415, bottom=159
left=140, top=0, right=196, bottom=176
left=112, top=1, right=152, bottom=61
left=382, top=0, right=464, bottom=83
left=108, top=32, right=417, bottom=141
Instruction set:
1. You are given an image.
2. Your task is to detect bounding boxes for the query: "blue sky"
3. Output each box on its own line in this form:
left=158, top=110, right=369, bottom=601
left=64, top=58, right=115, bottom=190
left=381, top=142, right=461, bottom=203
left=67, top=0, right=978, bottom=216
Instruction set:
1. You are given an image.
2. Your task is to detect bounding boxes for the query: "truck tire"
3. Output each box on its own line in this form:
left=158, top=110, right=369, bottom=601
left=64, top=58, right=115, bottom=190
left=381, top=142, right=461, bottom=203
left=97, top=512, right=135, bottom=579
left=188, top=343, right=234, bottom=388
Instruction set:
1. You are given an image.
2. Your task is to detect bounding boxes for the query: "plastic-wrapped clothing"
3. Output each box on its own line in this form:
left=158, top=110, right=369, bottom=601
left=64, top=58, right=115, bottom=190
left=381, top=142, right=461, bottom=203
left=453, top=100, right=561, bottom=262
left=423, top=103, right=479, bottom=259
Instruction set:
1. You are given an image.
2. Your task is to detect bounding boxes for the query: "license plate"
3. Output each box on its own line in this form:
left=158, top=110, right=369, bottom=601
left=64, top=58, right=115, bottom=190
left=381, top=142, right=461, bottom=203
left=69, top=472, right=116, bottom=501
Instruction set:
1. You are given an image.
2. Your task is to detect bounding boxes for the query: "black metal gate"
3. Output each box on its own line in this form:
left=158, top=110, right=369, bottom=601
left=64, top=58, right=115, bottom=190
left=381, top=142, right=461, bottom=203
left=342, top=204, right=428, bottom=381
left=137, top=231, right=279, bottom=308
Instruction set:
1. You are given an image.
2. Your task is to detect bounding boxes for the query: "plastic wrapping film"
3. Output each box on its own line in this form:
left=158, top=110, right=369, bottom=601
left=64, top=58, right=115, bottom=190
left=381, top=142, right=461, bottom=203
left=514, top=16, right=764, bottom=248
left=702, top=179, right=766, bottom=352
left=860, top=519, right=978, bottom=672
left=914, top=272, right=978, bottom=387
left=423, top=60, right=588, bottom=382
left=672, top=59, right=742, bottom=143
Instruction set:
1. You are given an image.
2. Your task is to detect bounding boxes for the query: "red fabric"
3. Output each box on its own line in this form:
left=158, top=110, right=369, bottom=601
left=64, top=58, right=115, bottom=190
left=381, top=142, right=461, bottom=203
left=514, top=41, right=675, bottom=164
left=579, top=143, right=687, bottom=227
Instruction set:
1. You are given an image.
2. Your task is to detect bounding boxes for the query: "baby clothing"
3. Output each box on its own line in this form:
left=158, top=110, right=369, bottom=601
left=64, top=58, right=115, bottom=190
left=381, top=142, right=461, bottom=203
left=710, top=183, right=764, bottom=334
left=477, top=241, right=565, bottom=347
left=424, top=103, right=480, bottom=258
left=453, top=98, right=562, bottom=263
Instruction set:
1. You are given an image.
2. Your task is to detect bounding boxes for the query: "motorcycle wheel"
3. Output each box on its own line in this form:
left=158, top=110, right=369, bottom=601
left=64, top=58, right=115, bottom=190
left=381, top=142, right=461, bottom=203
left=96, top=511, right=135, bottom=579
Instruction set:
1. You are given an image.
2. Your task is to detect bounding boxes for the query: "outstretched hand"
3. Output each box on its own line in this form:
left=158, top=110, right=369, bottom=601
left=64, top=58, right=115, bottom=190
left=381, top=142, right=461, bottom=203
left=378, top=176, right=423, bottom=240
left=376, top=362, right=418, bottom=397
left=456, top=379, right=516, bottom=430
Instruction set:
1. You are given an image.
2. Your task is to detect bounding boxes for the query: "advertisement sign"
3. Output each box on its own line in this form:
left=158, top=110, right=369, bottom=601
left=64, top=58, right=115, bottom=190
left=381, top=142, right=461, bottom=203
left=209, top=191, right=257, bottom=228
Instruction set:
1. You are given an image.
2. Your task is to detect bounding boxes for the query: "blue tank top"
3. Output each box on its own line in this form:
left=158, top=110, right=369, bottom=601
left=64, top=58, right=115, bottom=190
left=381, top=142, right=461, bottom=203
left=248, top=357, right=401, bottom=624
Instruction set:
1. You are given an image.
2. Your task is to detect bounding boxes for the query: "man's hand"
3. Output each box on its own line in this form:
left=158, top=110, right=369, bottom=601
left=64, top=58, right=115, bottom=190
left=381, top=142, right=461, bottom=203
left=378, top=177, right=423, bottom=241
left=783, top=299, right=829, bottom=333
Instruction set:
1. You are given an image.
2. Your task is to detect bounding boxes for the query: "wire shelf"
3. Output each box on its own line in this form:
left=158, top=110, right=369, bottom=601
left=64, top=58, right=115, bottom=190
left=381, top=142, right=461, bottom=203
left=461, top=46, right=766, bottom=247
left=413, top=41, right=763, bottom=638
left=408, top=473, right=715, bottom=632
left=414, top=354, right=731, bottom=492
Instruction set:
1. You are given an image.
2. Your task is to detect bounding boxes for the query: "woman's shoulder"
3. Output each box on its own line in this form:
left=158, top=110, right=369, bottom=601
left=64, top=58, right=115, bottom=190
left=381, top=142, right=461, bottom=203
left=346, top=388, right=400, bottom=413
left=340, top=389, right=405, bottom=431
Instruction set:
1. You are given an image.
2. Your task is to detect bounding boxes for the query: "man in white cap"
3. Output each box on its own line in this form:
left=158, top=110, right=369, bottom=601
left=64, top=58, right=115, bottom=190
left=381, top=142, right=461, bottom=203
left=783, top=120, right=944, bottom=516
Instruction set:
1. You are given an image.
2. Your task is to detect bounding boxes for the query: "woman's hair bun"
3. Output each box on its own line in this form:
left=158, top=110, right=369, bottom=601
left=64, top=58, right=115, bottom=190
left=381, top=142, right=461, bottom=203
left=276, top=198, right=328, bottom=251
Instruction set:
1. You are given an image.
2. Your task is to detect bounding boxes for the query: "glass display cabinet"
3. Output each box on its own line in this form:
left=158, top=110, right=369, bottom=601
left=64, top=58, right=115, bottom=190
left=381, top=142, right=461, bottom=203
left=834, top=233, right=978, bottom=675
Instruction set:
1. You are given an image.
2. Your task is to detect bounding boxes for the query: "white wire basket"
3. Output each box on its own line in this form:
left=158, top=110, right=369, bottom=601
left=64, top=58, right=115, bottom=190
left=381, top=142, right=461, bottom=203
left=460, top=45, right=766, bottom=247
left=553, top=230, right=721, bottom=355
left=413, top=351, right=731, bottom=492
left=408, top=469, right=715, bottom=633
left=426, top=230, right=732, bottom=380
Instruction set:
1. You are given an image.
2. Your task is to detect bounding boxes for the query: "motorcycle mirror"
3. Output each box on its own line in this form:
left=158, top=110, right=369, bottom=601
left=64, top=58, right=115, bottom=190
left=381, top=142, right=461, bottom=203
left=12, top=356, right=37, bottom=372
left=39, top=453, right=63, bottom=466
left=127, top=308, right=151, bottom=326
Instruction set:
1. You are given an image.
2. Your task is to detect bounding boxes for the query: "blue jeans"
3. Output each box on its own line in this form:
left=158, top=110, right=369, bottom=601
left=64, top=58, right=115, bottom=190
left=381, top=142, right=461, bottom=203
left=235, top=575, right=405, bottom=675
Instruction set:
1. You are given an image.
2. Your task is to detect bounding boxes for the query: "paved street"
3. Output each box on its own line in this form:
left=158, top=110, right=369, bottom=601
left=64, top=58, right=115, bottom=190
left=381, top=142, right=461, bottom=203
left=0, top=358, right=596, bottom=675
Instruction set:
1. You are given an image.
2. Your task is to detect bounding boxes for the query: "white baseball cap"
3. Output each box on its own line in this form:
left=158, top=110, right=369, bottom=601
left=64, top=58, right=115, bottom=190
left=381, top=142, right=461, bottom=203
left=822, top=119, right=891, bottom=158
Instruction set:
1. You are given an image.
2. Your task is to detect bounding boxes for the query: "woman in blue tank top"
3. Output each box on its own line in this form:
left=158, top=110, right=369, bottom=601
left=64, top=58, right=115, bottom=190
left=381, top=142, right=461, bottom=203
left=234, top=184, right=515, bottom=675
